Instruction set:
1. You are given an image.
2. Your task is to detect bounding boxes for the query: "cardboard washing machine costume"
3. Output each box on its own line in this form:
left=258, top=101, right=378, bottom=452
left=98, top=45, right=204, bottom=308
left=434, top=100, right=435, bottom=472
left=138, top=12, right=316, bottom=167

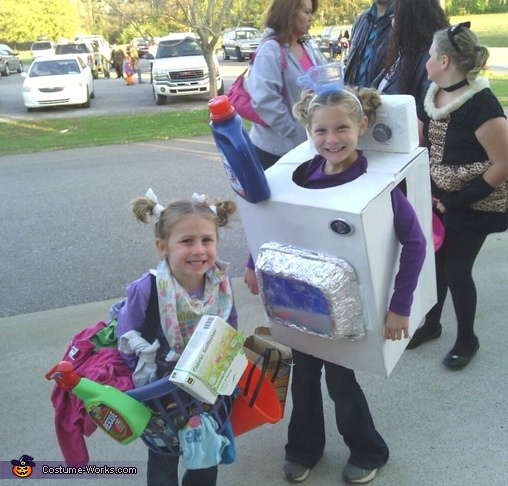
left=236, top=94, right=437, bottom=378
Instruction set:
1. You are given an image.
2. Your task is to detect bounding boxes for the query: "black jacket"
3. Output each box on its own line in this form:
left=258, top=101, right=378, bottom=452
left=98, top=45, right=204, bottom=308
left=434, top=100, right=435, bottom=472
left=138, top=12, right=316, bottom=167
left=371, top=48, right=431, bottom=110
left=344, top=2, right=394, bottom=88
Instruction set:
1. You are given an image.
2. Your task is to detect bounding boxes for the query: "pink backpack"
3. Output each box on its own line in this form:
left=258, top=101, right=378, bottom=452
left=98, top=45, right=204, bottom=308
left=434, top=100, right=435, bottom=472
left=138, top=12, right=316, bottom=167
left=226, top=40, right=286, bottom=126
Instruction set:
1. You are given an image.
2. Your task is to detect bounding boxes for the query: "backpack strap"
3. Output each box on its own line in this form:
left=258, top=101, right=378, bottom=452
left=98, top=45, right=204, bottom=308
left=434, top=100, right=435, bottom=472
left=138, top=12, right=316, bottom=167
left=250, top=38, right=286, bottom=73
left=140, top=273, right=161, bottom=344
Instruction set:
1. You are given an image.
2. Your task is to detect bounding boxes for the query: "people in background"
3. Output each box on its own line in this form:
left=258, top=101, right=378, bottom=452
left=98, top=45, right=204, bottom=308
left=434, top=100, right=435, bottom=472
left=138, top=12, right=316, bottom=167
left=111, top=43, right=125, bottom=79
left=410, top=22, right=508, bottom=370
left=344, top=0, right=394, bottom=88
left=372, top=0, right=449, bottom=109
left=246, top=0, right=324, bottom=171
left=129, top=43, right=145, bottom=84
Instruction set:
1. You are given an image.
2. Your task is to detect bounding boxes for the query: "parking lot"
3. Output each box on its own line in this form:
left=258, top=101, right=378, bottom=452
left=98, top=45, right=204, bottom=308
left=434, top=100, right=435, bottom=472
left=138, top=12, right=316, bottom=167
left=0, top=57, right=246, bottom=120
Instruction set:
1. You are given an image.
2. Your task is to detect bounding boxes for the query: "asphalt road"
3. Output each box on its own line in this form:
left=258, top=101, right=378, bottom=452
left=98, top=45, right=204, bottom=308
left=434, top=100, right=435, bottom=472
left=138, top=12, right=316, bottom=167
left=0, top=57, right=253, bottom=318
left=0, top=57, right=247, bottom=119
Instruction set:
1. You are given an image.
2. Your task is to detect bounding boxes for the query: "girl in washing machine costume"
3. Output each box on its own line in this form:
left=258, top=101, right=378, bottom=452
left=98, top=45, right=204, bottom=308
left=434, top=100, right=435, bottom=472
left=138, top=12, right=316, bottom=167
left=244, top=83, right=427, bottom=483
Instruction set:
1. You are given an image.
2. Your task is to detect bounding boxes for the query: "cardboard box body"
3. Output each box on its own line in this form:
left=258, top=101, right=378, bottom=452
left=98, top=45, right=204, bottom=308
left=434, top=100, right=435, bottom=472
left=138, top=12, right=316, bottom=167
left=243, top=327, right=292, bottom=415
left=237, top=96, right=436, bottom=377
left=169, top=315, right=247, bottom=403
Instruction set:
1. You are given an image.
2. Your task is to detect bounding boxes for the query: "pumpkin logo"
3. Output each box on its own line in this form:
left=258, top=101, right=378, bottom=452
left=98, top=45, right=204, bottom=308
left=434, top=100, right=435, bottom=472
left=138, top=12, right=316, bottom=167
left=11, top=455, right=35, bottom=478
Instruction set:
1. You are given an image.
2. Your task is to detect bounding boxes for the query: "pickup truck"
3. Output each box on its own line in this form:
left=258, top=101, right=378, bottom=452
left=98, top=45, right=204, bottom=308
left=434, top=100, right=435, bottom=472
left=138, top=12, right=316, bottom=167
left=149, top=33, right=224, bottom=105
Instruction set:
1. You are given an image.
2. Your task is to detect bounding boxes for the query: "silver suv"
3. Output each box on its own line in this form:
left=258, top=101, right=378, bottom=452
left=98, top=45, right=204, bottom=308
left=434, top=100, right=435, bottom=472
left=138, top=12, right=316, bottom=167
left=221, top=27, right=261, bottom=61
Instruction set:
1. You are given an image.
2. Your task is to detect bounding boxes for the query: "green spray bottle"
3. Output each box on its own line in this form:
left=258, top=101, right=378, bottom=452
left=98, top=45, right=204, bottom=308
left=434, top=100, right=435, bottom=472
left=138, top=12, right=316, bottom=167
left=46, top=361, right=151, bottom=445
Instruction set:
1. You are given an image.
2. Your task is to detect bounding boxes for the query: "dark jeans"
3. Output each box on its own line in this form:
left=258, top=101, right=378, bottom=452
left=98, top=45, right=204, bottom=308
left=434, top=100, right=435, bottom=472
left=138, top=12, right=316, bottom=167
left=147, top=449, right=218, bottom=486
left=285, top=350, right=389, bottom=470
left=424, top=221, right=487, bottom=345
left=254, top=145, right=281, bottom=171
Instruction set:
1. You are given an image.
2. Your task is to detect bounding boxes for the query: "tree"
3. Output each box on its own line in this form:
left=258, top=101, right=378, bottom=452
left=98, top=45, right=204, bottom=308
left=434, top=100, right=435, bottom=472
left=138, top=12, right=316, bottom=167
left=102, top=0, right=236, bottom=96
left=174, top=0, right=236, bottom=96
left=0, top=0, right=80, bottom=44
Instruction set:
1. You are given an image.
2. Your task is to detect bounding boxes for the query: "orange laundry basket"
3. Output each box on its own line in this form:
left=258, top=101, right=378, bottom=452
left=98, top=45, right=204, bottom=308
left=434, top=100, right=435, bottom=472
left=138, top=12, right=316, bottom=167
left=230, top=348, right=283, bottom=436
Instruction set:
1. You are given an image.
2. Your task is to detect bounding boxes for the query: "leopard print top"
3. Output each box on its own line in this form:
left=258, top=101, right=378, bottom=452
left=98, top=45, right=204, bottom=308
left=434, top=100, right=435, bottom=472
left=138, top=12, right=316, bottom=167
left=424, top=78, right=508, bottom=213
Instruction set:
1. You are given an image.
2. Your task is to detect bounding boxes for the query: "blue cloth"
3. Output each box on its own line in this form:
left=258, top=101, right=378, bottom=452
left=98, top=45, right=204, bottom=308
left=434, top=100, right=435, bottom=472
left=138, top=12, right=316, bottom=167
left=178, top=414, right=230, bottom=470
left=219, top=420, right=236, bottom=465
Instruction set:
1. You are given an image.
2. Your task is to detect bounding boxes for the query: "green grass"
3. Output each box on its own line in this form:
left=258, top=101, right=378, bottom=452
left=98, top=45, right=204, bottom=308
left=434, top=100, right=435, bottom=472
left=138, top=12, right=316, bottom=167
left=486, top=73, right=508, bottom=106
left=449, top=13, right=508, bottom=47
left=0, top=110, right=213, bottom=155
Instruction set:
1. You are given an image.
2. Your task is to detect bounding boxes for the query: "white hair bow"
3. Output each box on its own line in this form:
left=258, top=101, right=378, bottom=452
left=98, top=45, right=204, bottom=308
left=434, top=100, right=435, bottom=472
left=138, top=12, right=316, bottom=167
left=145, top=188, right=166, bottom=221
left=192, top=192, right=216, bottom=214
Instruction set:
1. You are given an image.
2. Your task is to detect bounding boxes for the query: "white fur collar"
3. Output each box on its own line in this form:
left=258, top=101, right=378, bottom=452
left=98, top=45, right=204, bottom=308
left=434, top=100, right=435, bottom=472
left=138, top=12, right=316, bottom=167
left=424, top=77, right=490, bottom=120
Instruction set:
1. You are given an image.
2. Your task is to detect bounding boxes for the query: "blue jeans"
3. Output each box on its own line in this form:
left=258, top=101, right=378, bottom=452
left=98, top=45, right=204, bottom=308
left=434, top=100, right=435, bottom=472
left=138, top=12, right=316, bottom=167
left=285, top=350, right=389, bottom=470
left=147, top=449, right=218, bottom=486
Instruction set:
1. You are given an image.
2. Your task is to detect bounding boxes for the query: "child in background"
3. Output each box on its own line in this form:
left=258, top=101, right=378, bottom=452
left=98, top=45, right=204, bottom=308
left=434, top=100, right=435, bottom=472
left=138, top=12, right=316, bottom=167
left=123, top=49, right=135, bottom=85
left=409, top=22, right=508, bottom=367
left=277, top=87, right=427, bottom=483
left=116, top=189, right=238, bottom=486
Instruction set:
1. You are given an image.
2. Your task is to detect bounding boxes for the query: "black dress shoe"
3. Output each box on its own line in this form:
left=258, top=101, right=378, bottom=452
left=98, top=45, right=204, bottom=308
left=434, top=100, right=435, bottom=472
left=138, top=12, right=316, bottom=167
left=406, top=324, right=442, bottom=350
left=443, top=338, right=479, bottom=369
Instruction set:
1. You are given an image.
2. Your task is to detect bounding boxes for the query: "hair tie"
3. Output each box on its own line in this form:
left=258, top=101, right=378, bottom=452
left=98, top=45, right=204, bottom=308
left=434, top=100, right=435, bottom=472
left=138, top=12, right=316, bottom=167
left=145, top=188, right=165, bottom=221
left=192, top=193, right=217, bottom=214
left=474, top=45, right=481, bottom=52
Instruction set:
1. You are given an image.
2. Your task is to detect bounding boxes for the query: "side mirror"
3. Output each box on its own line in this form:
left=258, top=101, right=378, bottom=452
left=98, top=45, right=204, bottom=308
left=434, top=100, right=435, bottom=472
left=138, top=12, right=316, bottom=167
left=21, top=72, right=28, bottom=78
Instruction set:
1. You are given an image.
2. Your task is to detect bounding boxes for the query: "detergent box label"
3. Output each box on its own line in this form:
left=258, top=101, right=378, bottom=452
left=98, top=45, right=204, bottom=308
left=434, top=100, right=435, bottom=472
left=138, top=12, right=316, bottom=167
left=169, top=315, right=247, bottom=404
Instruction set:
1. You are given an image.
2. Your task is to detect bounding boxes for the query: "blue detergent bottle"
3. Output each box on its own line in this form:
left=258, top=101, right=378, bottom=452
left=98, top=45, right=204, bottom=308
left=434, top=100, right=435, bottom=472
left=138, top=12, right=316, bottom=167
left=208, top=95, right=270, bottom=204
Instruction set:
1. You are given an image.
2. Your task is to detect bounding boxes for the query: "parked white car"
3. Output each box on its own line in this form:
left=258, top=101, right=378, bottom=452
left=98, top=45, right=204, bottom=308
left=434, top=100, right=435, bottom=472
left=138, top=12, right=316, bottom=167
left=21, top=55, right=94, bottom=112
left=149, top=33, right=223, bottom=105
left=30, top=40, right=57, bottom=58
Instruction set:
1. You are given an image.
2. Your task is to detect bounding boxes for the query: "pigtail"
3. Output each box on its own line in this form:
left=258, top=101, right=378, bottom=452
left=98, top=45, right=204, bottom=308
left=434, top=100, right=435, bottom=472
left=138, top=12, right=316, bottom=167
left=349, top=87, right=382, bottom=126
left=292, top=90, right=315, bottom=126
left=131, top=196, right=158, bottom=224
left=213, top=199, right=237, bottom=227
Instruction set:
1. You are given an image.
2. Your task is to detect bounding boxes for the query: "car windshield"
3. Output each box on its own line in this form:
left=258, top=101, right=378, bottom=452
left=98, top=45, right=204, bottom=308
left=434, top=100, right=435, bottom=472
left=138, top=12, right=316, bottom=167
left=236, top=30, right=260, bottom=39
left=33, top=42, right=52, bottom=50
left=57, top=44, right=89, bottom=54
left=30, top=60, right=80, bottom=77
left=156, top=38, right=202, bottom=59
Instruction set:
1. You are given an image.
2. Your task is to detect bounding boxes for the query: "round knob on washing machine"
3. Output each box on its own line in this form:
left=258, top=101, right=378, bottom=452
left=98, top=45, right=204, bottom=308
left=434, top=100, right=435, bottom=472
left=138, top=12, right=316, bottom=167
left=373, top=123, right=392, bottom=143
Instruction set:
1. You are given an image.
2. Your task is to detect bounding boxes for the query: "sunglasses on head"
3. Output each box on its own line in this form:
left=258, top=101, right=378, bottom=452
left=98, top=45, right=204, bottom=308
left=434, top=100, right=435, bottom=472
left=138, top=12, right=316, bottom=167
left=447, top=21, right=471, bottom=53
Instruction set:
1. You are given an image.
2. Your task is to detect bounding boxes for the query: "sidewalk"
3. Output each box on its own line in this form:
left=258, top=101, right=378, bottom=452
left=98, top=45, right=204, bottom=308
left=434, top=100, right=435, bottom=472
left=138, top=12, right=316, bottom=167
left=1, top=232, right=508, bottom=485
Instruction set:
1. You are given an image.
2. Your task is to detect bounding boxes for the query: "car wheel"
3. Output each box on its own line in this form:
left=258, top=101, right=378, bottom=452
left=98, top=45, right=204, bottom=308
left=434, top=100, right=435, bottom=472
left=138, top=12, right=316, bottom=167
left=222, top=48, right=229, bottom=61
left=82, top=90, right=91, bottom=108
left=156, top=94, right=167, bottom=105
left=235, top=47, right=244, bottom=62
left=91, top=82, right=95, bottom=99
left=217, top=83, right=224, bottom=96
left=17, top=61, right=23, bottom=73
left=4, top=64, right=10, bottom=76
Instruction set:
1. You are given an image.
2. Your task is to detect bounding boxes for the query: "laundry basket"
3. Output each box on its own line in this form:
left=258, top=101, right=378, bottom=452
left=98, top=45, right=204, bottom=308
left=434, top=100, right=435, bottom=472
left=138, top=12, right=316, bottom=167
left=125, top=376, right=232, bottom=456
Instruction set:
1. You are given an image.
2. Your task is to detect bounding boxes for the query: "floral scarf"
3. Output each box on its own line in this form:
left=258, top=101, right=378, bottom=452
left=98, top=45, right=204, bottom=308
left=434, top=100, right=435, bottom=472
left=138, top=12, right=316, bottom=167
left=156, top=258, right=233, bottom=359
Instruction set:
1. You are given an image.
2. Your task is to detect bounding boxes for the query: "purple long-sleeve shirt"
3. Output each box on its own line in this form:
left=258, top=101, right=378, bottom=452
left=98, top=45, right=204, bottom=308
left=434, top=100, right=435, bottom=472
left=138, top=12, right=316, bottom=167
left=248, top=152, right=426, bottom=316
